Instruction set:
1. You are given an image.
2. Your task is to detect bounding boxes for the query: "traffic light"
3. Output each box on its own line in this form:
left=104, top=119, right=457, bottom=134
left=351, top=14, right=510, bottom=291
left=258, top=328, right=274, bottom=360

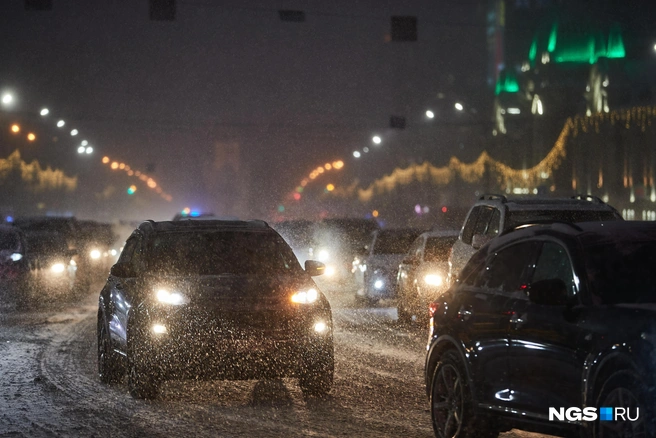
left=127, top=185, right=137, bottom=195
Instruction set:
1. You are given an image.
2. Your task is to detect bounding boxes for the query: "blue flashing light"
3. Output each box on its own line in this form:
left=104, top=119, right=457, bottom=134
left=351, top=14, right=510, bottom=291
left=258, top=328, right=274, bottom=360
left=190, top=210, right=201, bottom=217
left=5, top=216, right=13, bottom=223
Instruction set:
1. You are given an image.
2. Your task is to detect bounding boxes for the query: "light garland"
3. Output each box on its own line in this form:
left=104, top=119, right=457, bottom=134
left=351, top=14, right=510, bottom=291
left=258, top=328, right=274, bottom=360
left=0, top=149, right=77, bottom=192
left=101, top=155, right=172, bottom=202
left=348, top=105, right=656, bottom=202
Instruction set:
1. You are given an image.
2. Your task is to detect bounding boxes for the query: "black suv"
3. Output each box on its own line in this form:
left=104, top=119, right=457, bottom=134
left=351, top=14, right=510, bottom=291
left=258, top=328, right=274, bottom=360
left=97, top=219, right=333, bottom=399
left=426, top=221, right=656, bottom=438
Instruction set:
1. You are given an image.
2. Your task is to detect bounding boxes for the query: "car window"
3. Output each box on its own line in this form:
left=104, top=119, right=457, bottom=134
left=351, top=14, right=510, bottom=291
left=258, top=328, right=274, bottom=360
left=531, top=241, right=576, bottom=297
left=372, top=230, right=422, bottom=254
left=424, top=236, right=457, bottom=262
left=117, top=236, right=138, bottom=265
left=584, top=240, right=656, bottom=304
left=461, top=207, right=482, bottom=245
left=472, top=206, right=494, bottom=237
left=472, top=242, right=540, bottom=293
left=505, top=210, right=619, bottom=230
left=486, top=208, right=501, bottom=237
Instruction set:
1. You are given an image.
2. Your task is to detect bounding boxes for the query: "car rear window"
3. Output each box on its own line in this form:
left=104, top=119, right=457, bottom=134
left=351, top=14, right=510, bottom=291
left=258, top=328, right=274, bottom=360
left=373, top=230, right=422, bottom=254
left=424, top=236, right=457, bottom=262
left=584, top=240, right=656, bottom=304
left=505, top=210, right=619, bottom=230
left=147, top=231, right=303, bottom=276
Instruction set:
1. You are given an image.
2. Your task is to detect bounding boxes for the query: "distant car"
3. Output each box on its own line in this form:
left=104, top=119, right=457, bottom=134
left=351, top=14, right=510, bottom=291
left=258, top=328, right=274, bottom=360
left=172, top=212, right=239, bottom=221
left=447, top=194, right=623, bottom=285
left=98, top=219, right=333, bottom=399
left=426, top=221, right=656, bottom=438
left=0, top=225, right=29, bottom=293
left=312, top=218, right=380, bottom=283
left=353, top=228, right=423, bottom=302
left=396, top=229, right=458, bottom=323
left=22, top=231, right=77, bottom=299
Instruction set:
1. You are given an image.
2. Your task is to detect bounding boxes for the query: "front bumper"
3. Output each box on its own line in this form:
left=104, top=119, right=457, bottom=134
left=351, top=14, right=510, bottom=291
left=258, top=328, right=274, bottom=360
left=133, top=307, right=333, bottom=380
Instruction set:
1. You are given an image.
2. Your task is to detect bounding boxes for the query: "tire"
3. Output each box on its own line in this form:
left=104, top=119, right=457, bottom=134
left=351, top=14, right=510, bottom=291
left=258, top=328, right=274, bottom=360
left=430, top=351, right=498, bottom=438
left=299, top=344, right=334, bottom=398
left=97, top=314, right=124, bottom=384
left=127, top=328, right=160, bottom=400
left=592, top=370, right=652, bottom=438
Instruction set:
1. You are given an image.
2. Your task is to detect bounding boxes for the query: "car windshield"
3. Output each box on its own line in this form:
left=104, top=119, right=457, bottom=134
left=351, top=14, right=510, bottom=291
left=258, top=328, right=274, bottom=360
left=372, top=230, right=421, bottom=254
left=424, top=236, right=457, bottom=262
left=505, top=210, right=618, bottom=230
left=147, top=231, right=302, bottom=276
left=584, top=239, right=656, bottom=304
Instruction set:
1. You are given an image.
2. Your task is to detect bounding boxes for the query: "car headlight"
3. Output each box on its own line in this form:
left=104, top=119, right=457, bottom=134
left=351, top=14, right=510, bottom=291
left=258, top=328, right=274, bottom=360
left=156, top=288, right=186, bottom=305
left=374, top=279, right=384, bottom=289
left=10, top=253, right=22, bottom=262
left=50, top=263, right=66, bottom=273
left=324, top=266, right=336, bottom=277
left=424, top=273, right=443, bottom=286
left=317, top=249, right=330, bottom=262
left=291, top=288, right=318, bottom=304
left=90, top=249, right=101, bottom=259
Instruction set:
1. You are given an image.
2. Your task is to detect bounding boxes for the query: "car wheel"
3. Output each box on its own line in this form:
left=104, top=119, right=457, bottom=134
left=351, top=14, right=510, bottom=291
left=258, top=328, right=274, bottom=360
left=299, top=344, right=334, bottom=398
left=430, top=351, right=498, bottom=438
left=97, top=315, right=123, bottom=384
left=127, top=328, right=159, bottom=400
left=593, top=370, right=652, bottom=438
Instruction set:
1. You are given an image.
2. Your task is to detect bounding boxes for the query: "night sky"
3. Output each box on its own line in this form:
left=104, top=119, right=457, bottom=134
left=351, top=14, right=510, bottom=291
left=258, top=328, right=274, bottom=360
left=0, top=0, right=487, bottom=221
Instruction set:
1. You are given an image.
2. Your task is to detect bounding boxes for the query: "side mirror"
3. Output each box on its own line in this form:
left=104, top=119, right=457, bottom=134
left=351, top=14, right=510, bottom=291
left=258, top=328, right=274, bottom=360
left=471, top=234, right=492, bottom=250
left=304, top=260, right=325, bottom=277
left=527, top=279, right=568, bottom=306
left=110, top=263, right=135, bottom=278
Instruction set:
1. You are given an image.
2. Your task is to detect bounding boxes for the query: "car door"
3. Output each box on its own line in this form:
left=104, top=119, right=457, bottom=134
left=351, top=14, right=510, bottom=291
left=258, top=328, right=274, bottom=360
left=451, top=241, right=540, bottom=407
left=449, top=206, right=482, bottom=283
left=507, top=240, right=587, bottom=415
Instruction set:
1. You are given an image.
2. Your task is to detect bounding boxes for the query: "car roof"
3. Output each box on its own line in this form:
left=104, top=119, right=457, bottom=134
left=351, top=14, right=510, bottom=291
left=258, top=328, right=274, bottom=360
left=475, top=194, right=618, bottom=212
left=487, top=221, right=656, bottom=253
left=137, top=219, right=271, bottom=234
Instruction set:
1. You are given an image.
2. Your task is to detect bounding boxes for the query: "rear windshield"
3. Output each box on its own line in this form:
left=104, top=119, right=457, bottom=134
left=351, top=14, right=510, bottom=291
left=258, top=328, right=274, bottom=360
left=424, top=236, right=457, bottom=262
left=505, top=210, right=618, bottom=230
left=25, top=233, right=68, bottom=254
left=147, top=231, right=303, bottom=276
left=373, top=230, right=422, bottom=254
left=584, top=240, right=656, bottom=304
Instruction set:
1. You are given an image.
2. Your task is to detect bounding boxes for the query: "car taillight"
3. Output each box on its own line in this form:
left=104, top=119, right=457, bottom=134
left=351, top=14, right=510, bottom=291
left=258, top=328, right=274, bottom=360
left=429, top=301, right=441, bottom=318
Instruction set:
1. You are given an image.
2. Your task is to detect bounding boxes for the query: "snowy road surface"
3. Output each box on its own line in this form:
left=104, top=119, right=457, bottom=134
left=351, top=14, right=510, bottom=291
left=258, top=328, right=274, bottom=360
left=0, top=283, right=557, bottom=437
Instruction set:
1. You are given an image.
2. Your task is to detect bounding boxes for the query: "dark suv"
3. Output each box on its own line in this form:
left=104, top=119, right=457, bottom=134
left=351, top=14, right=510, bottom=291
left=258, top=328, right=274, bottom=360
left=426, top=221, right=656, bottom=438
left=447, top=194, right=623, bottom=285
left=97, top=219, right=333, bottom=399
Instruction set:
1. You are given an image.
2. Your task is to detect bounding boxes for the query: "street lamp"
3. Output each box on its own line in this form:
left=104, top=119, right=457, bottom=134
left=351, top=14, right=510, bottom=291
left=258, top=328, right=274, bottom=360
left=57, top=120, right=65, bottom=128
left=426, top=110, right=435, bottom=119
left=77, top=146, right=86, bottom=154
left=353, top=151, right=361, bottom=158
left=70, top=129, right=78, bottom=136
left=454, top=102, right=464, bottom=111
left=81, top=140, right=88, bottom=146
left=372, top=135, right=382, bottom=144
left=10, top=124, right=20, bottom=133
left=1, top=93, right=13, bottom=105
left=27, top=133, right=36, bottom=142
left=85, top=146, right=93, bottom=154
left=40, top=108, right=49, bottom=116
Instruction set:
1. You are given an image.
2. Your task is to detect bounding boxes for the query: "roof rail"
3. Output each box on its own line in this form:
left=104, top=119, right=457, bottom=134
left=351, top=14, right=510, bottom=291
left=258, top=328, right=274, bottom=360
left=138, top=220, right=156, bottom=232
left=571, top=194, right=604, bottom=204
left=502, top=220, right=583, bottom=235
left=478, top=193, right=507, bottom=202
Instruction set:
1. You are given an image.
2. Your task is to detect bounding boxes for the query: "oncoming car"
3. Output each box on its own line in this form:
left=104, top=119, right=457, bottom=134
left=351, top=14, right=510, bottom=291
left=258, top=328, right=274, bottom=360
left=97, top=219, right=333, bottom=399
